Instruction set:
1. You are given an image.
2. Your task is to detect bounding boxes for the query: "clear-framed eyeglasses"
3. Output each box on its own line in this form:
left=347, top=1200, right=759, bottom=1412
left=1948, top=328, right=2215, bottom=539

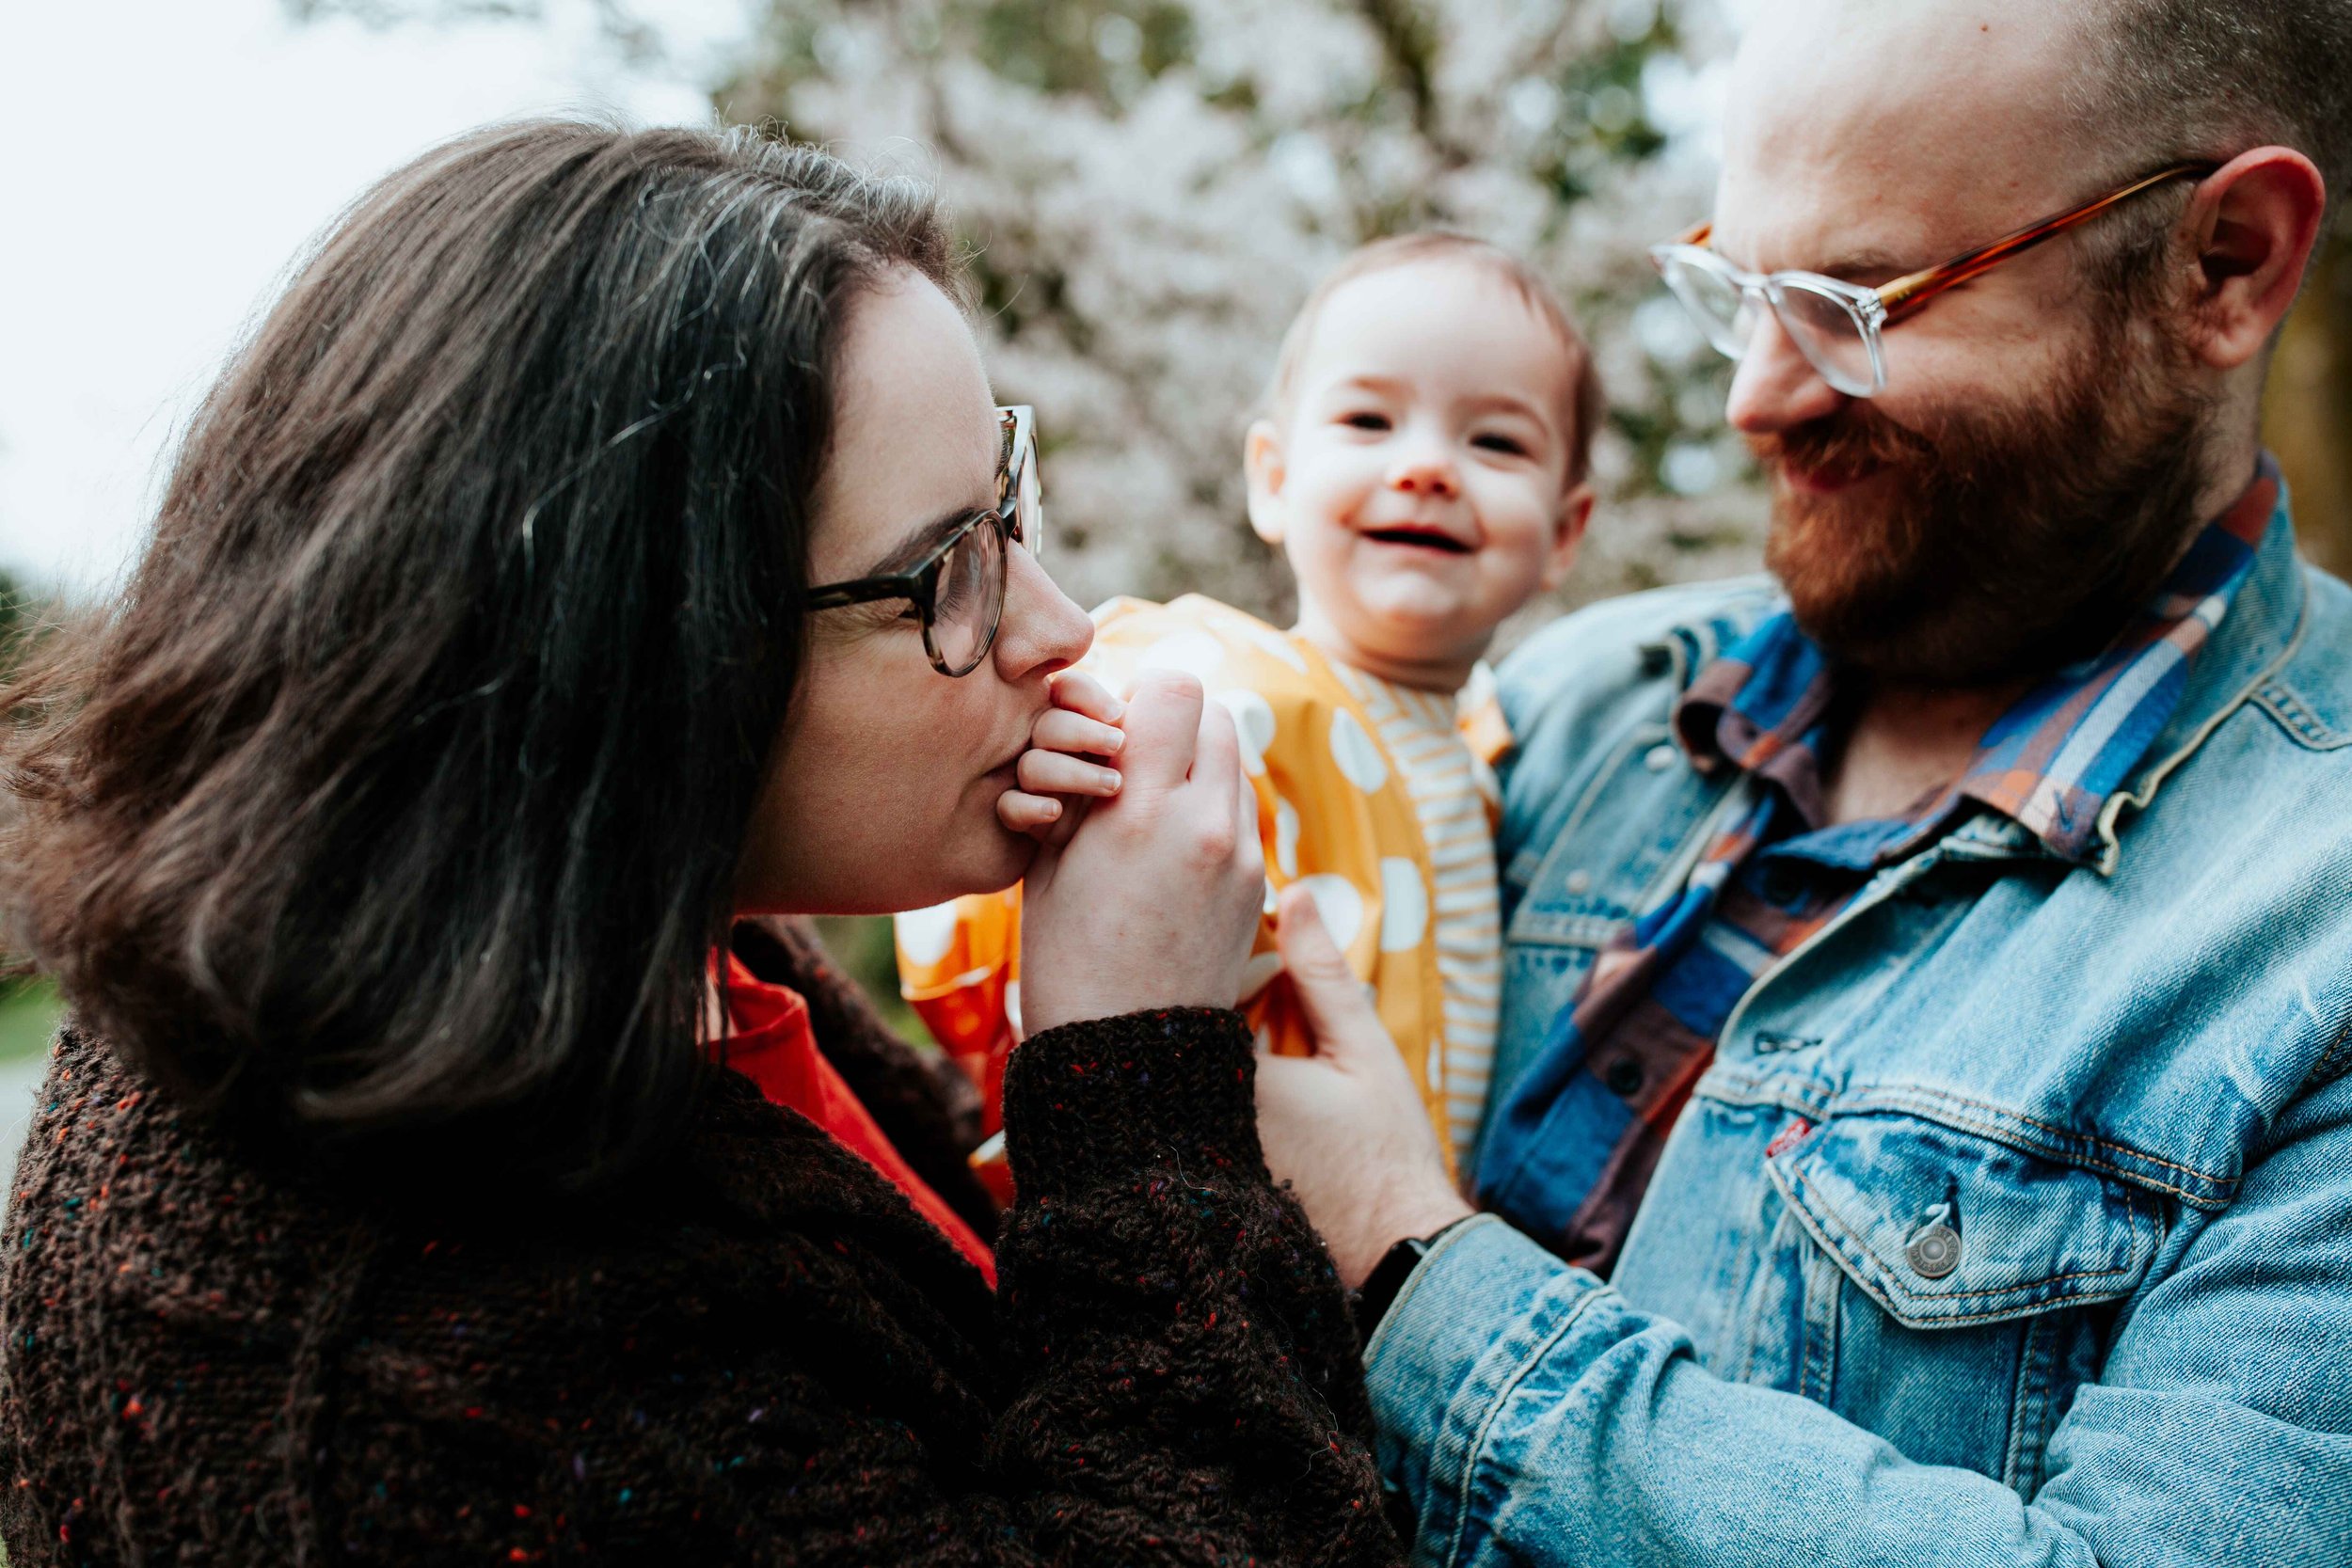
left=806, top=404, right=1043, bottom=677
left=1648, top=162, right=2217, bottom=399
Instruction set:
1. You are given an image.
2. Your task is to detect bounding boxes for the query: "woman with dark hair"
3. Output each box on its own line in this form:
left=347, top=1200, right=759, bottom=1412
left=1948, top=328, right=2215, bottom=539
left=0, top=122, right=1398, bottom=1566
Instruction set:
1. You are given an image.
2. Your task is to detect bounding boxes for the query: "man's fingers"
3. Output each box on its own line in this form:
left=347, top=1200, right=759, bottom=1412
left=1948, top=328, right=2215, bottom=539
left=1235, top=761, right=1263, bottom=889
left=1047, top=668, right=1126, bottom=725
left=1188, top=688, right=1241, bottom=793
left=1115, top=669, right=1206, bottom=793
left=1274, top=882, right=1380, bottom=1053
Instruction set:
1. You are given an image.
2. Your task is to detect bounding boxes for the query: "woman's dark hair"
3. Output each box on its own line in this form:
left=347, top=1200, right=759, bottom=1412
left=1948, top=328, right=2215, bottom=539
left=0, top=121, right=954, bottom=1192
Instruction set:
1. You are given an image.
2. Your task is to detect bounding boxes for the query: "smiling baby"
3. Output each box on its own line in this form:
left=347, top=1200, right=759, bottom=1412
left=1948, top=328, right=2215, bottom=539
left=899, top=233, right=1604, bottom=1183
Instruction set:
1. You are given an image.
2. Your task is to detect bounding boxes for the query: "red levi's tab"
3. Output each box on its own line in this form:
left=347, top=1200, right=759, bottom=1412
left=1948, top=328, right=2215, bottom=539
left=711, top=951, right=996, bottom=1287
left=1764, top=1117, right=1815, bottom=1160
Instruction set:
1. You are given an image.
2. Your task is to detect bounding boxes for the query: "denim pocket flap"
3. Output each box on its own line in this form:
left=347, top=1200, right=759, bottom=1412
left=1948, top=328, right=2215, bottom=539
left=1766, top=1111, right=2165, bottom=1329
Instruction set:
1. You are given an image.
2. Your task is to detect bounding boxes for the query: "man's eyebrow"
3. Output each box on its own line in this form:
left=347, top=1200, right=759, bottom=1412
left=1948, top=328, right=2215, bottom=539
left=1715, top=236, right=1913, bottom=285
left=1806, top=249, right=1914, bottom=285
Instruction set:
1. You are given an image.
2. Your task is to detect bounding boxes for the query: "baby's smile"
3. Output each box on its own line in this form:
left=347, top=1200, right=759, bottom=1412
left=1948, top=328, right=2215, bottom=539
left=1361, top=521, right=1476, bottom=555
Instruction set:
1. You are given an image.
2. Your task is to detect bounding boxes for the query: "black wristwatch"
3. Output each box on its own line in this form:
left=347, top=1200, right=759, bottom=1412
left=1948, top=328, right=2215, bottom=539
left=1351, top=1216, right=1477, bottom=1344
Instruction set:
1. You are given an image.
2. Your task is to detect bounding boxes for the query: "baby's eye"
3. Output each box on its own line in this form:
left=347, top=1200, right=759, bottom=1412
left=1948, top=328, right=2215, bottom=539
left=1471, top=432, right=1531, bottom=457
left=1340, top=411, right=1391, bottom=433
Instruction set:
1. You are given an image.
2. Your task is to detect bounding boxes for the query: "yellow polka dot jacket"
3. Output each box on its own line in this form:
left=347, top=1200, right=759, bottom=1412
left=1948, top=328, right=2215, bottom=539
left=0, top=925, right=1401, bottom=1566
left=900, top=595, right=1511, bottom=1188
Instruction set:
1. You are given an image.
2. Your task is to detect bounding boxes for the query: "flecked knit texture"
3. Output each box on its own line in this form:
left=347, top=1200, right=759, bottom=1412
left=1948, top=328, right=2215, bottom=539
left=0, top=938, right=1399, bottom=1566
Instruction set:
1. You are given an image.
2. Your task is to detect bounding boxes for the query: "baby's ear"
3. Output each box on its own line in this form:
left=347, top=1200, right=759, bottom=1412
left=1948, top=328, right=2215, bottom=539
left=1539, top=483, right=1596, bottom=592
left=1244, top=420, right=1287, bottom=546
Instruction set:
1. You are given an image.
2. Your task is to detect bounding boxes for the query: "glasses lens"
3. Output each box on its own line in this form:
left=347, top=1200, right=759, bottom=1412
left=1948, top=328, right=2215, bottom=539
left=999, top=407, right=1043, bottom=560
left=928, top=515, right=1009, bottom=675
left=1659, top=252, right=1757, bottom=361
left=1011, top=448, right=1044, bottom=558
left=1772, top=282, right=1881, bottom=397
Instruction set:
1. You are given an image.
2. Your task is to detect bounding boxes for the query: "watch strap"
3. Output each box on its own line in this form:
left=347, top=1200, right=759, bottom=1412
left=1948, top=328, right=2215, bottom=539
left=1351, top=1215, right=1475, bottom=1345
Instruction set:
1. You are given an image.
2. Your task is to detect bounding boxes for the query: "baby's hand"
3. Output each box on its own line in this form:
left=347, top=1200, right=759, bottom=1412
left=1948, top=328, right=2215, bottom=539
left=996, top=670, right=1129, bottom=844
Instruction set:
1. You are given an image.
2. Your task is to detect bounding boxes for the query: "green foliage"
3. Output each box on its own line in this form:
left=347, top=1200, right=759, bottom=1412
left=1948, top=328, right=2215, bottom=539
left=0, top=978, right=61, bottom=1064
left=0, top=564, right=28, bottom=668
left=811, top=916, right=936, bottom=1049
left=0, top=568, right=64, bottom=1057
left=971, top=0, right=1197, bottom=103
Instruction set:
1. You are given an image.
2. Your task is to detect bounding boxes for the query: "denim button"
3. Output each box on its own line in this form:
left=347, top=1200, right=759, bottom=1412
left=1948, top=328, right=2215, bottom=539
left=1645, top=744, right=1678, bottom=772
left=1906, top=1223, right=1962, bottom=1279
left=1758, top=863, right=1807, bottom=907
left=1565, top=870, right=1593, bottom=895
left=1604, top=1058, right=1645, bottom=1097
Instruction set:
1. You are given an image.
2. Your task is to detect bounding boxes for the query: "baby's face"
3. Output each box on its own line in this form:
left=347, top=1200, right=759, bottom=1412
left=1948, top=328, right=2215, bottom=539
left=1249, top=260, right=1589, bottom=688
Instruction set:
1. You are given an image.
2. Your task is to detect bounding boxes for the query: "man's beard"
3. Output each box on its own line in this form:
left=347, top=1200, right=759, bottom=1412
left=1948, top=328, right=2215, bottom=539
left=1755, top=313, right=2216, bottom=687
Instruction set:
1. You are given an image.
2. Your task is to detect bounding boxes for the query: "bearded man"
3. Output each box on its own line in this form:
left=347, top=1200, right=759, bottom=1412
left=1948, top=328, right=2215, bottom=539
left=1250, top=1, right=2352, bottom=1563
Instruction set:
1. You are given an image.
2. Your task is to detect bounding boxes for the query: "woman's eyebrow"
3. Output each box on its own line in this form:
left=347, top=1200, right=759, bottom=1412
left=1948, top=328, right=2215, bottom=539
left=864, top=503, right=985, bottom=578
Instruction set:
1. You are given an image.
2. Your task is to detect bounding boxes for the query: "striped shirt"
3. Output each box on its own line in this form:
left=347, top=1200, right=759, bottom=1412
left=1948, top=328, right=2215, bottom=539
left=1476, top=460, right=2283, bottom=1276
left=1338, top=664, right=1504, bottom=1164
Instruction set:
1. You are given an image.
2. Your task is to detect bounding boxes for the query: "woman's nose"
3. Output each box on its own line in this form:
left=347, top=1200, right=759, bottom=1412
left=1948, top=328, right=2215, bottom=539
left=992, top=546, right=1093, bottom=681
left=1725, top=310, right=1849, bottom=435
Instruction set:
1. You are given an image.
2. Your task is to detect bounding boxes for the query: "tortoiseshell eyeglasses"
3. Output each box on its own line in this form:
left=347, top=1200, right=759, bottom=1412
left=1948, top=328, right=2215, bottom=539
left=1649, top=161, right=2220, bottom=398
left=807, top=405, right=1042, bottom=676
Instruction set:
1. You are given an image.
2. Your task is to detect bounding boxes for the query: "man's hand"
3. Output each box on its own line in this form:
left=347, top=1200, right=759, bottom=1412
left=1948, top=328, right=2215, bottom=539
left=1255, top=883, right=1473, bottom=1288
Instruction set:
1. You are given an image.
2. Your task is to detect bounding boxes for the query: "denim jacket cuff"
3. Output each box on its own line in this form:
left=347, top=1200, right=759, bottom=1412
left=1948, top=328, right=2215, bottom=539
left=1363, top=1214, right=1611, bottom=1562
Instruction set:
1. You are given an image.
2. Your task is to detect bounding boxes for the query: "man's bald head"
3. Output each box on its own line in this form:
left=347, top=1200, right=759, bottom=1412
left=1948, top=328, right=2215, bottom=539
left=1724, top=0, right=2347, bottom=282
left=1721, top=2, right=2101, bottom=287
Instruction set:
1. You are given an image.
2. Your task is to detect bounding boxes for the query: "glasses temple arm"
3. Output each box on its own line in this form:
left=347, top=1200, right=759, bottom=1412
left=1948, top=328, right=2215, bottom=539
left=805, top=573, right=930, bottom=610
left=1877, top=161, right=2218, bottom=316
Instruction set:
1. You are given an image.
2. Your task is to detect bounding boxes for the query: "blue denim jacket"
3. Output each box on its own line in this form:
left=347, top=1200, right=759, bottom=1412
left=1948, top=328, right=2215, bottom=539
left=1365, top=501, right=2352, bottom=1567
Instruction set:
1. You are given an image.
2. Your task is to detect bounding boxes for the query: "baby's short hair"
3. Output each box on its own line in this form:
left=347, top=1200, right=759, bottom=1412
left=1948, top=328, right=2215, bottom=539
left=1263, top=232, right=1606, bottom=488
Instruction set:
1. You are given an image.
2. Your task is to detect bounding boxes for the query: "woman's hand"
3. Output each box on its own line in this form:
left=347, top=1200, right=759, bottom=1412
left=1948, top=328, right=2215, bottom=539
left=1018, top=669, right=1264, bottom=1037
left=995, top=671, right=1128, bottom=842
left=1254, top=884, right=1473, bottom=1288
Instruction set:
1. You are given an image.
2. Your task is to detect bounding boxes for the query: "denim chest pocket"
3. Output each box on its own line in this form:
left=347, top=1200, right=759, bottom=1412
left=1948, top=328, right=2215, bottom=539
left=1768, top=1111, right=2166, bottom=1327
left=1759, top=1110, right=2169, bottom=1491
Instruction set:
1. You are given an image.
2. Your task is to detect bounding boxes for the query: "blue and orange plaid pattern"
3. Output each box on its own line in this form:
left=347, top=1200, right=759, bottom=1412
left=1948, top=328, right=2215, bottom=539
left=1476, top=460, right=2282, bottom=1274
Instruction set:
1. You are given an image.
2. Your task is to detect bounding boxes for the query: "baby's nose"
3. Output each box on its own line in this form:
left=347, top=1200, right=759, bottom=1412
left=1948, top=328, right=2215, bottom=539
left=1388, top=453, right=1460, bottom=496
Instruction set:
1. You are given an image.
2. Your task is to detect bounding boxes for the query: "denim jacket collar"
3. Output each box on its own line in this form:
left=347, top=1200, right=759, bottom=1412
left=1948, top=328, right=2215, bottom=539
left=2091, top=471, right=2307, bottom=872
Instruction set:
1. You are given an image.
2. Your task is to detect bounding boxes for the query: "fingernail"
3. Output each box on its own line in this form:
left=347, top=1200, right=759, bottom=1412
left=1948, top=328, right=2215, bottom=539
left=1104, top=697, right=1126, bottom=721
left=1098, top=727, right=1125, bottom=753
left=1095, top=767, right=1122, bottom=794
left=1041, top=800, right=1062, bottom=820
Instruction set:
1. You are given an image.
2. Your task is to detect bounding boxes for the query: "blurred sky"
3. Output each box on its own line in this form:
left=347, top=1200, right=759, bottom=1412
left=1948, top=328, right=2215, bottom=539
left=0, top=0, right=751, bottom=595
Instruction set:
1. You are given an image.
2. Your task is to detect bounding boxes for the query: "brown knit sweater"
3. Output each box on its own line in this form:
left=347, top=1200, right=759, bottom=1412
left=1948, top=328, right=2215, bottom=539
left=0, top=930, right=1401, bottom=1566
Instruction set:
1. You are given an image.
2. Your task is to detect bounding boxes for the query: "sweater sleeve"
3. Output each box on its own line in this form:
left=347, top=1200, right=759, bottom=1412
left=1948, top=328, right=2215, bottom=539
left=986, top=1006, right=1397, bottom=1565
left=301, top=1009, right=1399, bottom=1568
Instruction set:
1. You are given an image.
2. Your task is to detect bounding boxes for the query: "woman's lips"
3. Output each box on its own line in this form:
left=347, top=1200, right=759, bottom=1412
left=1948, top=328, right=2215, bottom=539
left=981, top=742, right=1028, bottom=794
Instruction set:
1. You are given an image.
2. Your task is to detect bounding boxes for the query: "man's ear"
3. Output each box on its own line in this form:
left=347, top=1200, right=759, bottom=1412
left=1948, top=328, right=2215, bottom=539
left=1245, top=419, right=1287, bottom=546
left=1537, top=483, right=1595, bottom=593
left=2180, top=146, right=2328, bottom=372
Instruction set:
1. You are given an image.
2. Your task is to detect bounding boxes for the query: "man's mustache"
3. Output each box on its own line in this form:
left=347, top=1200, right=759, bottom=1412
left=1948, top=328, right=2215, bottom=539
left=1748, top=404, right=1940, bottom=480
